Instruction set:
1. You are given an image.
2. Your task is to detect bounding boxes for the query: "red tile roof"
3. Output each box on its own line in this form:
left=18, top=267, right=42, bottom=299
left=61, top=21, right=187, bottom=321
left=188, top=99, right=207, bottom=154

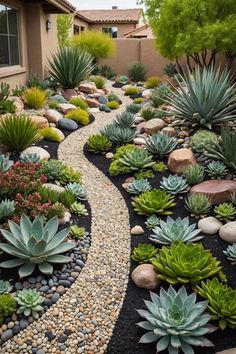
left=76, top=8, right=142, bottom=24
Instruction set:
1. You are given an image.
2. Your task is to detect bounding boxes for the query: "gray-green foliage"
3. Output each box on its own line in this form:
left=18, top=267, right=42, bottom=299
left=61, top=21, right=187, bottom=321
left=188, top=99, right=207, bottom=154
left=128, top=62, right=147, bottom=82
left=223, top=244, right=236, bottom=265
left=101, top=123, right=136, bottom=143
left=183, top=164, right=205, bottom=185
left=0, top=280, right=13, bottom=294
left=16, top=289, right=44, bottom=319
left=114, top=111, right=135, bottom=128
left=190, top=130, right=218, bottom=153
left=0, top=199, right=15, bottom=222
left=126, top=179, right=152, bottom=195
left=65, top=182, right=87, bottom=200
left=206, top=161, right=228, bottom=179
left=20, top=152, right=41, bottom=163
left=0, top=155, right=13, bottom=172
left=145, top=215, right=160, bottom=230
left=160, top=175, right=188, bottom=194
left=126, top=103, right=141, bottom=114
left=119, top=148, right=155, bottom=170
left=185, top=193, right=212, bottom=215
left=146, top=133, right=177, bottom=156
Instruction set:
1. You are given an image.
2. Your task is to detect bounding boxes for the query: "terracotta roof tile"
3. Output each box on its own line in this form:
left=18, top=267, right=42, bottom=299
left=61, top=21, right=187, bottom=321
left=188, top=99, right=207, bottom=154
left=77, top=8, right=142, bottom=23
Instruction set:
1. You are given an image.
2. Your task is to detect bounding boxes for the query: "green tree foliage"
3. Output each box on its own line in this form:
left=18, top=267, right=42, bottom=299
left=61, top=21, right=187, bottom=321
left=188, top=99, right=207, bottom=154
left=57, top=14, right=73, bottom=47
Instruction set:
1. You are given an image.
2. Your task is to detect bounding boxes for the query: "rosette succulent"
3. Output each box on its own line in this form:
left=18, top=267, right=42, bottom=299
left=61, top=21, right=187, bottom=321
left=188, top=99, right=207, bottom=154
left=87, top=134, right=112, bottom=153
left=183, top=164, right=205, bottom=185
left=151, top=241, right=222, bottom=285
left=101, top=123, right=136, bottom=143
left=70, top=202, right=86, bottom=216
left=0, top=280, right=13, bottom=294
left=190, top=130, right=218, bottom=153
left=214, top=203, right=236, bottom=221
left=0, top=199, right=15, bottom=222
left=137, top=286, right=216, bottom=353
left=0, top=154, right=13, bottom=172
left=65, top=182, right=87, bottom=200
left=126, top=179, right=152, bottom=195
left=20, top=152, right=41, bottom=163
left=206, top=161, right=228, bottom=179
left=160, top=175, right=188, bottom=194
left=114, top=111, right=135, bottom=128
left=145, top=215, right=160, bottom=230
left=149, top=217, right=203, bottom=245
left=146, top=133, right=177, bottom=157
left=16, top=289, right=44, bottom=319
left=131, top=244, right=158, bottom=263
left=223, top=243, right=236, bottom=264
left=0, top=215, right=75, bottom=278
left=119, top=148, right=155, bottom=170
left=185, top=194, right=212, bottom=215
left=132, top=189, right=175, bottom=216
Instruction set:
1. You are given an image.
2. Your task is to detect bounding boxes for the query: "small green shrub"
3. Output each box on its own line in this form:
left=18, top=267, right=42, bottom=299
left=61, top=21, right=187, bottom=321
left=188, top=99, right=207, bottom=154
left=133, top=97, right=144, bottom=104
left=150, top=85, right=171, bottom=107
left=39, top=186, right=60, bottom=203
left=128, top=62, right=147, bottom=82
left=141, top=107, right=157, bottom=121
left=185, top=193, right=212, bottom=215
left=108, top=144, right=136, bottom=176
left=108, top=93, right=120, bottom=103
left=0, top=82, right=10, bottom=100
left=164, top=62, right=177, bottom=77
left=0, top=294, right=17, bottom=324
left=152, top=161, right=167, bottom=172
left=106, top=101, right=119, bottom=110
left=98, top=64, right=116, bottom=79
left=135, top=169, right=155, bottom=179
left=65, top=108, right=90, bottom=125
left=40, top=127, right=61, bottom=142
left=183, top=164, right=205, bottom=185
left=89, top=75, right=106, bottom=89
left=124, top=86, right=140, bottom=96
left=59, top=166, right=82, bottom=185
left=12, top=85, right=25, bottom=97
left=24, top=87, right=47, bottom=109
left=131, top=244, right=158, bottom=263
left=0, top=100, right=16, bottom=115
left=145, top=76, right=162, bottom=89
left=69, top=97, right=88, bottom=110
left=126, top=103, right=141, bottom=114
left=59, top=190, right=77, bottom=208
left=87, top=134, right=112, bottom=153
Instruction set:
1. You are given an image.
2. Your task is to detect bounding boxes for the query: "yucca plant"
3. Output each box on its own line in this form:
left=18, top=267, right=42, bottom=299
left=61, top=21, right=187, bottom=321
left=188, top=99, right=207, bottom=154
left=126, top=179, right=152, bottom=195
left=16, top=289, right=44, bottom=319
left=151, top=241, right=222, bottom=285
left=131, top=243, right=158, bottom=263
left=24, top=87, right=47, bottom=109
left=146, top=133, right=177, bottom=157
left=150, top=216, right=203, bottom=245
left=223, top=244, right=236, bottom=265
left=145, top=215, right=160, bottom=230
left=114, top=111, right=135, bottom=128
left=101, top=123, right=136, bottom=144
left=128, top=62, right=147, bottom=82
left=0, top=155, right=13, bottom=172
left=183, top=164, right=205, bottom=185
left=132, top=189, right=175, bottom=216
left=87, top=134, right=112, bottom=153
left=0, top=215, right=75, bottom=278
left=137, top=286, right=216, bottom=353
left=0, top=115, right=40, bottom=151
left=160, top=175, right=188, bottom=194
left=185, top=193, right=212, bottom=215
left=119, top=148, right=155, bottom=170
left=214, top=203, right=236, bottom=221
left=49, top=47, right=94, bottom=89
left=206, top=161, right=228, bottom=179
left=164, top=66, right=236, bottom=129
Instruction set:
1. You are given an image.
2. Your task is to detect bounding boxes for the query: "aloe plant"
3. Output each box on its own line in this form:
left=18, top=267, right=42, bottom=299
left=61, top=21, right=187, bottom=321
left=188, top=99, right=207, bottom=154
left=126, top=179, right=152, bottom=195
left=16, top=289, right=44, bottom=319
left=65, top=182, right=87, bottom=201
left=0, top=215, right=75, bottom=278
left=119, top=148, right=155, bottom=170
left=160, top=175, right=188, bottom=194
left=183, top=164, right=205, bottom=185
left=114, top=111, right=135, bottom=128
left=185, top=194, right=212, bottom=215
left=131, top=244, right=158, bottom=263
left=0, top=155, right=13, bottom=172
left=146, top=133, right=177, bottom=157
left=223, top=243, right=236, bottom=265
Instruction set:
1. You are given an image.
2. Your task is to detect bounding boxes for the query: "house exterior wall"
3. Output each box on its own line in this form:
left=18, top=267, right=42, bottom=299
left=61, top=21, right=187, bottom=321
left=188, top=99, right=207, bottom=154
left=73, top=16, right=90, bottom=31
left=89, top=23, right=136, bottom=38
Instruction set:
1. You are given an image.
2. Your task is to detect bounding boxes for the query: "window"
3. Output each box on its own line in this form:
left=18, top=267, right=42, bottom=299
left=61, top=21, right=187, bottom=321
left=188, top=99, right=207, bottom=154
left=0, top=3, right=20, bottom=68
left=102, top=27, right=118, bottom=38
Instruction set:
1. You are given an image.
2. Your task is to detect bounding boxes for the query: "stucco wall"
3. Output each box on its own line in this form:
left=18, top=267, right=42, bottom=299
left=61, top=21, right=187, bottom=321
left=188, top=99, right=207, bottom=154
left=90, top=23, right=136, bottom=38
left=74, top=16, right=90, bottom=30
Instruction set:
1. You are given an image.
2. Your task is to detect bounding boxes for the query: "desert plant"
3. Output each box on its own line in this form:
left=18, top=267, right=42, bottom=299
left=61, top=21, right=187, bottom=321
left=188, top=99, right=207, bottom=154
left=16, top=289, right=44, bottom=319
left=0, top=99, right=16, bottom=115
left=20, top=152, right=41, bottom=163
left=140, top=108, right=158, bottom=121
left=12, top=85, right=25, bottom=97
left=0, top=215, right=75, bottom=278
left=98, top=64, right=116, bottom=79
left=223, top=244, right=236, bottom=265
left=49, top=46, right=94, bottom=89
left=134, top=97, right=144, bottom=104
left=126, top=179, right=152, bottom=195
left=40, top=127, right=62, bottom=142
left=107, top=93, right=120, bottom=103
left=115, top=75, right=129, bottom=85
left=59, top=166, right=82, bottom=185
left=49, top=94, right=66, bottom=104
left=126, top=103, right=141, bottom=114
left=24, top=87, right=47, bottom=109
left=146, top=132, right=177, bottom=157
left=0, top=199, right=15, bottom=222
left=69, top=225, right=88, bottom=239
left=106, top=101, right=119, bottom=110
left=39, top=186, right=60, bottom=204
left=115, top=111, right=135, bottom=128
left=135, top=169, right=155, bottom=180
left=132, top=189, right=175, bottom=215
left=119, top=148, right=155, bottom=170
left=124, top=86, right=140, bottom=96
left=89, top=75, right=106, bottom=89
left=214, top=203, right=236, bottom=221
left=145, top=215, right=160, bottom=230
left=160, top=175, right=188, bottom=194
left=69, top=97, right=88, bottom=110
left=0, top=82, right=10, bottom=100
left=165, top=66, right=236, bottom=129
left=0, top=294, right=17, bottom=324
left=65, top=108, right=90, bottom=125
left=137, top=286, right=216, bottom=352
left=101, top=124, right=136, bottom=144
left=206, top=161, right=228, bottom=179
left=150, top=85, right=170, bottom=107
left=87, top=134, right=112, bottom=153
left=185, top=193, right=212, bottom=215
left=152, top=161, right=168, bottom=172
left=37, top=159, right=65, bottom=182
left=145, top=76, right=161, bottom=89
left=65, top=182, right=87, bottom=200
left=152, top=241, right=222, bottom=285
left=183, top=164, right=205, bottom=185
left=128, top=62, right=147, bottom=82
left=190, top=130, right=218, bottom=153
left=164, top=62, right=178, bottom=77
left=59, top=190, right=77, bottom=208
left=0, top=280, right=13, bottom=294
left=0, top=115, right=40, bottom=151
left=131, top=244, right=158, bottom=263
left=0, top=155, right=13, bottom=172
left=70, top=201, right=86, bottom=216
left=150, top=216, right=203, bottom=245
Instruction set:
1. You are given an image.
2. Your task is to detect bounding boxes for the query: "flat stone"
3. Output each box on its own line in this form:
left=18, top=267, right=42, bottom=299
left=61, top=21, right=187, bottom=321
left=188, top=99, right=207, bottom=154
left=198, top=217, right=223, bottom=235
left=29, top=115, right=49, bottom=129
left=190, top=180, right=236, bottom=204
left=63, top=89, right=77, bottom=101
left=131, top=225, right=145, bottom=235
left=57, top=103, right=76, bottom=115
left=58, top=118, right=78, bottom=131
left=86, top=98, right=100, bottom=108
left=131, top=264, right=160, bottom=290
left=79, top=82, right=97, bottom=94
left=162, top=127, right=177, bottom=137
left=219, top=222, right=236, bottom=243
left=133, top=137, right=146, bottom=145
left=22, top=146, right=50, bottom=161
left=168, top=148, right=196, bottom=174
left=144, top=118, right=165, bottom=135
left=43, top=183, right=65, bottom=193
left=44, top=109, right=63, bottom=124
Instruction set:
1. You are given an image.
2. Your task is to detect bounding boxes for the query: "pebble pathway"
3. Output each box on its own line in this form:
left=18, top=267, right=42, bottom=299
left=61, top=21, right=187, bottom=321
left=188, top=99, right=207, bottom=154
left=0, top=85, right=132, bottom=353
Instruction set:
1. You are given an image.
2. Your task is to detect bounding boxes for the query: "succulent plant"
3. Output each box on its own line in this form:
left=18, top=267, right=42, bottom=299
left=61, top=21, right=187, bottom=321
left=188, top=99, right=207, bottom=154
left=119, top=148, right=155, bottom=170
left=196, top=278, right=236, bottom=330
left=137, top=286, right=216, bottom=353
left=126, top=179, right=152, bottom=195
left=0, top=294, right=17, bottom=324
left=125, top=103, right=141, bottom=114
left=87, top=134, right=112, bottom=153
left=69, top=225, right=88, bottom=240
left=101, top=123, right=136, bottom=143
left=16, top=289, right=44, bottom=319
left=59, top=166, right=82, bottom=186
left=131, top=244, right=158, bottom=264
left=114, top=111, right=135, bottom=128
left=160, top=175, right=188, bottom=194
left=190, top=130, right=218, bottom=153
left=135, top=169, right=155, bottom=180
left=223, top=243, right=236, bottom=265
left=145, top=215, right=160, bottom=230
left=0, top=199, right=15, bottom=222
left=0, top=154, right=13, bottom=172
left=151, top=241, right=222, bottom=285
left=37, top=159, right=65, bottom=182
left=152, top=161, right=167, bottom=172
left=0, top=280, right=13, bottom=294
left=0, top=215, right=75, bottom=278
left=59, top=190, right=77, bottom=208
left=65, top=182, right=87, bottom=200
left=20, top=152, right=41, bottom=163
left=146, top=133, right=177, bottom=157
left=183, top=164, right=205, bottom=185
left=206, top=161, right=228, bottom=179
left=132, top=189, right=176, bottom=216
left=150, top=216, right=203, bottom=245
left=185, top=193, right=212, bottom=215
left=70, top=202, right=86, bottom=216
left=214, top=203, right=236, bottom=221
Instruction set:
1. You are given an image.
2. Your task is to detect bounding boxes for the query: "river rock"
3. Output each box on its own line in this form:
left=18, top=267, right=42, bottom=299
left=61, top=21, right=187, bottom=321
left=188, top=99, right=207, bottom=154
left=219, top=222, right=236, bottom=243
left=86, top=98, right=100, bottom=108
left=63, top=89, right=77, bottom=101
left=131, top=225, right=144, bottom=235
left=79, top=82, right=97, bottom=94
left=131, top=264, right=160, bottom=290
left=29, top=115, right=49, bottom=129
left=58, top=118, right=78, bottom=131
left=142, top=89, right=152, bottom=99
left=43, top=183, right=65, bottom=193
left=198, top=217, right=223, bottom=235
left=57, top=103, right=76, bottom=115
left=44, top=109, right=63, bottom=124
left=168, top=148, right=196, bottom=174
left=190, top=180, right=236, bottom=204
left=144, top=118, right=165, bottom=135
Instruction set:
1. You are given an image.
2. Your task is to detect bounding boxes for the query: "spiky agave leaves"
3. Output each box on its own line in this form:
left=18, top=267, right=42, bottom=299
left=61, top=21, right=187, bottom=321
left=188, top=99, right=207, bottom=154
left=101, top=123, right=136, bottom=144
left=149, top=216, right=203, bottom=245
left=137, top=286, right=216, bottom=353
left=0, top=215, right=75, bottom=278
left=119, top=148, right=155, bottom=170
left=160, top=175, right=188, bottom=194
left=146, top=132, right=177, bottom=157
left=114, top=111, right=135, bottom=128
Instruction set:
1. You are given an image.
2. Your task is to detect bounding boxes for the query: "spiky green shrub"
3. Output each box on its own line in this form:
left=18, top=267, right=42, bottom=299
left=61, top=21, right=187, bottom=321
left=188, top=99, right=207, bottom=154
left=190, top=130, right=218, bottom=153
left=106, top=100, right=119, bottom=110
left=24, top=87, right=47, bottom=109
left=89, top=75, right=106, bottom=89
left=59, top=190, right=77, bottom=208
left=141, top=108, right=158, bottom=121
left=0, top=155, right=13, bottom=172
left=150, top=216, right=203, bottom=245
left=119, top=148, right=155, bottom=170
left=20, top=152, right=40, bottom=163
left=131, top=244, right=158, bottom=263
left=128, top=62, right=147, bottom=82
left=185, top=194, right=212, bottom=215
left=114, top=111, right=135, bottom=128
left=137, top=286, right=216, bottom=353
left=87, top=134, right=112, bottom=153
left=196, top=278, right=236, bottom=330
left=145, top=76, right=161, bottom=89
left=40, top=127, right=62, bottom=142
left=16, top=289, right=44, bottom=319
left=65, top=182, right=87, bottom=200
left=98, top=64, right=116, bottom=79
left=0, top=99, right=16, bottom=115
left=132, top=189, right=175, bottom=216
left=145, top=215, right=160, bottom=230
left=160, top=175, right=188, bottom=194
left=165, top=66, right=236, bottom=129
left=0, top=280, right=13, bottom=294
left=0, top=115, right=40, bottom=151
left=206, top=161, right=228, bottom=179
left=101, top=124, right=136, bottom=144
left=214, top=203, right=236, bottom=221
left=49, top=46, right=94, bottom=89
left=108, top=144, right=136, bottom=176
left=183, top=164, right=205, bottom=185
left=108, top=92, right=120, bottom=103
left=0, top=294, right=17, bottom=324
left=126, top=103, right=141, bottom=114
left=0, top=199, right=15, bottom=222
left=164, top=62, right=177, bottom=77
left=126, top=179, right=152, bottom=195
left=0, top=215, right=75, bottom=278
left=66, top=107, right=90, bottom=125
left=150, top=85, right=170, bottom=107
left=151, top=241, right=222, bottom=285
left=223, top=244, right=236, bottom=265
left=124, top=86, right=140, bottom=96
left=69, top=97, right=88, bottom=110
left=146, top=133, right=177, bottom=157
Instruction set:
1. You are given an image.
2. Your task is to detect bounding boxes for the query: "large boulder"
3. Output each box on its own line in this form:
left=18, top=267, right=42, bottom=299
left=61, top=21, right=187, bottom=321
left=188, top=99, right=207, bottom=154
left=168, top=148, right=196, bottom=174
left=144, top=118, right=165, bottom=135
left=29, top=115, right=49, bottom=129
left=219, top=222, right=236, bottom=243
left=58, top=118, right=78, bottom=131
left=131, top=264, right=160, bottom=290
left=8, top=96, right=24, bottom=112
left=22, top=146, right=50, bottom=161
left=57, top=103, right=76, bottom=115
left=44, top=109, right=63, bottom=124
left=190, top=180, right=236, bottom=204
left=79, top=82, right=97, bottom=94
left=198, top=217, right=223, bottom=235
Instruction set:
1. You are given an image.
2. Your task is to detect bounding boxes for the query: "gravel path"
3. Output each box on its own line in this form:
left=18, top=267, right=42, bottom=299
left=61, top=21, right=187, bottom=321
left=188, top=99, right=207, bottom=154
left=1, top=85, right=132, bottom=353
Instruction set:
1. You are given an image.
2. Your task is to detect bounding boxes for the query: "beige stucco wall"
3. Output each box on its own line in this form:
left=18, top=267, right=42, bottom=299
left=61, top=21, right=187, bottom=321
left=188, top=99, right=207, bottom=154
left=90, top=23, right=136, bottom=38
left=74, top=16, right=90, bottom=30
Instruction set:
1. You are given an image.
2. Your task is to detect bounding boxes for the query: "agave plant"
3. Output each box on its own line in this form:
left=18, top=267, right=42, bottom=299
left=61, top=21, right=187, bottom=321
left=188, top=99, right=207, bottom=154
left=0, top=215, right=75, bottom=278
left=126, top=103, right=141, bottom=114
left=214, top=203, right=236, bottom=221
left=146, top=133, right=177, bottom=157
left=206, top=161, right=228, bottom=179
left=164, top=65, right=236, bottom=129
left=101, top=123, right=136, bottom=144
left=185, top=194, right=212, bottom=215
left=0, top=155, right=13, bottom=172
left=119, top=148, right=155, bottom=170
left=0, top=199, right=15, bottom=222
left=65, top=182, right=87, bottom=201
left=150, top=217, right=203, bottom=245
left=16, top=289, right=44, bottom=319
left=160, top=175, right=188, bottom=194
left=87, top=134, right=112, bottom=153
left=0, top=280, right=13, bottom=294
left=196, top=278, right=236, bottom=330
left=20, top=152, right=41, bottom=163
left=126, top=179, right=152, bottom=195
left=131, top=244, right=158, bottom=264
left=145, top=215, right=160, bottom=230
left=132, top=189, right=176, bottom=216
left=151, top=241, right=222, bottom=285
left=137, top=286, right=216, bottom=353
left=114, top=111, right=135, bottom=128
left=223, top=243, right=236, bottom=265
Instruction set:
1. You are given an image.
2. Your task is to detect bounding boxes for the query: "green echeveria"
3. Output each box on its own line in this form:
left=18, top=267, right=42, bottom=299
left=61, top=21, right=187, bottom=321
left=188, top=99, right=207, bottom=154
left=0, top=280, right=13, bottom=294
left=214, top=203, right=236, bottom=221
left=65, top=182, right=87, bottom=200
left=70, top=202, right=86, bottom=216
left=145, top=215, right=160, bottom=230
left=119, top=148, right=155, bottom=171
left=160, top=175, right=188, bottom=194
left=146, top=132, right=177, bottom=156
left=16, top=289, right=44, bottom=319
left=131, top=244, right=158, bottom=264
left=126, top=179, right=152, bottom=195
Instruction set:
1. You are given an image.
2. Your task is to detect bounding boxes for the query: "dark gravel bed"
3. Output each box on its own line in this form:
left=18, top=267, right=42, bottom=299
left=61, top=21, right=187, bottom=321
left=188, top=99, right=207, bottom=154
left=84, top=144, right=236, bottom=354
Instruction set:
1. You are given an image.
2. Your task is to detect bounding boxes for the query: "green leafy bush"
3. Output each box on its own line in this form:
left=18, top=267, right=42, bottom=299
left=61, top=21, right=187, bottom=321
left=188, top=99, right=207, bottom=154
left=65, top=108, right=90, bottom=125
left=131, top=244, right=158, bottom=263
left=124, top=86, right=140, bottom=96
left=190, top=130, right=218, bottom=153
left=183, top=164, right=205, bottom=185
left=214, top=203, right=236, bottom=221
left=16, top=289, right=44, bottom=319
left=87, top=134, right=112, bottom=153
left=48, top=100, right=58, bottom=109
left=152, top=161, right=167, bottom=172
left=135, top=169, right=155, bottom=180
left=89, top=75, right=106, bottom=89
left=59, top=166, right=82, bottom=185
left=108, top=93, right=120, bottom=103
left=128, top=62, right=147, bottom=82
left=24, top=87, right=47, bottom=109
left=145, top=76, right=162, bottom=88
left=134, top=97, right=144, bottom=104
left=69, top=97, right=88, bottom=110
left=12, top=85, right=25, bottom=97
left=132, top=189, right=175, bottom=215
left=106, top=101, right=119, bottom=110
left=39, top=186, right=60, bottom=204
left=40, top=127, right=62, bottom=142
left=59, top=190, right=77, bottom=208
left=0, top=294, right=17, bottom=324
left=185, top=193, right=212, bottom=215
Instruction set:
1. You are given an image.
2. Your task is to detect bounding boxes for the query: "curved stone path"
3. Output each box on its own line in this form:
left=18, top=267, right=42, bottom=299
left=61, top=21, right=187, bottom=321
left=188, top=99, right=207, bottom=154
left=1, top=86, right=132, bottom=353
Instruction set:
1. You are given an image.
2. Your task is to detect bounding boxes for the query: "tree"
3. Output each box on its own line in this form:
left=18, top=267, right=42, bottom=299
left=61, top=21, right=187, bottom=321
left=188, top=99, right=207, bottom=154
left=57, top=14, right=73, bottom=47
left=138, top=0, right=236, bottom=70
